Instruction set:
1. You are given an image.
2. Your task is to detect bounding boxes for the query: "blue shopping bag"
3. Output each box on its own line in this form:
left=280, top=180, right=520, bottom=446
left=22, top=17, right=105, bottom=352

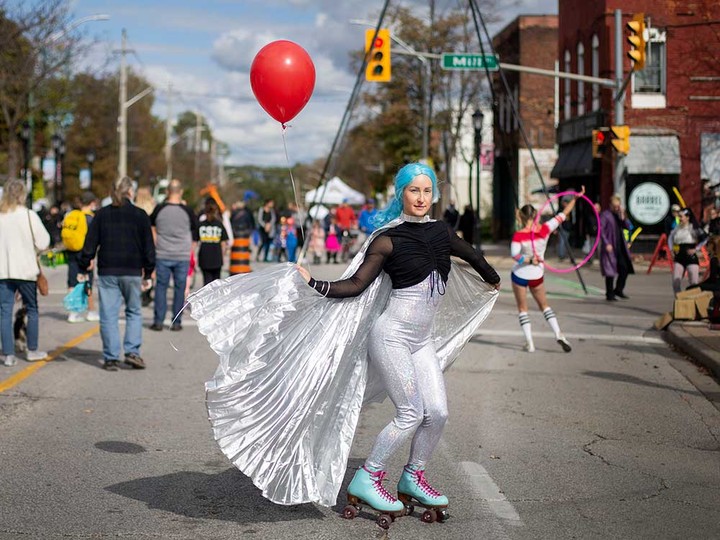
left=63, top=283, right=88, bottom=313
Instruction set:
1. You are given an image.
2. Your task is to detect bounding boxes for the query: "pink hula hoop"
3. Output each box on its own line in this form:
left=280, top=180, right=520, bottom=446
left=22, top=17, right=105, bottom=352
left=530, top=191, right=600, bottom=274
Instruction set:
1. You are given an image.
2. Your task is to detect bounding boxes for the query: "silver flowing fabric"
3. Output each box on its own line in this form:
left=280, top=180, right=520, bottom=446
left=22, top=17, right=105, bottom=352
left=188, top=218, right=498, bottom=507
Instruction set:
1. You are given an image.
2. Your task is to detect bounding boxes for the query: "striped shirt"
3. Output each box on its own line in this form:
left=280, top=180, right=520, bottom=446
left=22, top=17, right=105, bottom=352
left=510, top=214, right=565, bottom=280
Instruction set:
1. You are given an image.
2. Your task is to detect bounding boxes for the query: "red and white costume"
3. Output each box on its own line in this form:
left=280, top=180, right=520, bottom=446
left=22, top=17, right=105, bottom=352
left=510, top=213, right=566, bottom=285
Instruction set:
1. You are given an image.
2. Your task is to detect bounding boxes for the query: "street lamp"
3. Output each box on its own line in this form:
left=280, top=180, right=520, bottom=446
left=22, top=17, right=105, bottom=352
left=86, top=149, right=95, bottom=191
left=51, top=133, right=65, bottom=204
left=472, top=109, right=484, bottom=250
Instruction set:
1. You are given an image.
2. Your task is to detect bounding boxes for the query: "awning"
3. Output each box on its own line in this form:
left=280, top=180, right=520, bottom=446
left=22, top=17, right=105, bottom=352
left=626, top=135, right=681, bottom=175
left=550, top=141, right=594, bottom=179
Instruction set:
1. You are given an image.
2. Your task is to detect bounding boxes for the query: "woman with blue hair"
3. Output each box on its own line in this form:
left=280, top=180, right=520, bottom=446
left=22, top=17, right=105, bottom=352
left=297, top=162, right=500, bottom=523
left=189, top=162, right=500, bottom=524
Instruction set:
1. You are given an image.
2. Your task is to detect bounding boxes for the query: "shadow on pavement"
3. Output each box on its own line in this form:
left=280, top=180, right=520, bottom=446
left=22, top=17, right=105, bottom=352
left=105, top=467, right=324, bottom=523
left=54, top=346, right=105, bottom=369
left=582, top=370, right=702, bottom=396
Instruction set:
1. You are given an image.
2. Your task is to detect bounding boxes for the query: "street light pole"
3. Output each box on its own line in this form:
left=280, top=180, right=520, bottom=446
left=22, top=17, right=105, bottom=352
left=472, top=109, right=484, bottom=251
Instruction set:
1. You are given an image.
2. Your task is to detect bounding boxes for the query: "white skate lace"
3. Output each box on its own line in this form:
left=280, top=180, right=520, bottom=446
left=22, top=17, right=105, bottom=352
left=370, top=470, right=397, bottom=502
left=415, top=470, right=442, bottom=498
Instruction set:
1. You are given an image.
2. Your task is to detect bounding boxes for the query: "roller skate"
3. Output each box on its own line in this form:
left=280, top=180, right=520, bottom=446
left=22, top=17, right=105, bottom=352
left=342, top=466, right=405, bottom=529
left=397, top=465, right=449, bottom=524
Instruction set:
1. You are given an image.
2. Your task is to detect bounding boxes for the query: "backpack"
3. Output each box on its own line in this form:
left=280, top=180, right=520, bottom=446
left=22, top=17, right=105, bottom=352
left=61, top=209, right=89, bottom=252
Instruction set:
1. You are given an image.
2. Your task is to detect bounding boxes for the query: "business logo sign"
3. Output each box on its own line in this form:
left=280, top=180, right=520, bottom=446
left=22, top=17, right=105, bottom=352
left=628, top=182, right=670, bottom=225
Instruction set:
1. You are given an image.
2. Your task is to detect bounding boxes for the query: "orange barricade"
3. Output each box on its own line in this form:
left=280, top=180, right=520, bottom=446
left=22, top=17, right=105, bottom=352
left=229, top=237, right=252, bottom=275
left=647, top=233, right=673, bottom=274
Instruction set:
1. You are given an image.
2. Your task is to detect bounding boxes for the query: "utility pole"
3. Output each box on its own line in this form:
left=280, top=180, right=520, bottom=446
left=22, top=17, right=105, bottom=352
left=165, top=83, right=173, bottom=181
left=117, top=29, right=153, bottom=182
left=614, top=9, right=627, bottom=204
left=118, top=29, right=128, bottom=180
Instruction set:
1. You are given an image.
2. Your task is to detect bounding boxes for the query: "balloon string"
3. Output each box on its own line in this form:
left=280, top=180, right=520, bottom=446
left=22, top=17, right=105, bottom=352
left=281, top=125, right=306, bottom=266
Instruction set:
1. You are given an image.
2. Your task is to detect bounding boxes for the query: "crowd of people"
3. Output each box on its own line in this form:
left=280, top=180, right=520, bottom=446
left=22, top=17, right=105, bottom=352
left=1, top=172, right=719, bottom=369
left=0, top=177, right=385, bottom=370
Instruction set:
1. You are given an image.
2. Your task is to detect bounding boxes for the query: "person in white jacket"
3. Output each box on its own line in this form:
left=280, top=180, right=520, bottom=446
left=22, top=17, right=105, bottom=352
left=0, top=179, right=50, bottom=366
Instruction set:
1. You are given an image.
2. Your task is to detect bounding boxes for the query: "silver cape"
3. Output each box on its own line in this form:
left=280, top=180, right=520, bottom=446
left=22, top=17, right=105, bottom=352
left=187, top=217, right=498, bottom=507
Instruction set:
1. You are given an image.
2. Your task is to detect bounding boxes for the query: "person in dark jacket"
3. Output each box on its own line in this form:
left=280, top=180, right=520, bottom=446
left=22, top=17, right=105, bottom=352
left=458, top=204, right=475, bottom=246
left=78, top=177, right=155, bottom=371
left=600, top=195, right=634, bottom=301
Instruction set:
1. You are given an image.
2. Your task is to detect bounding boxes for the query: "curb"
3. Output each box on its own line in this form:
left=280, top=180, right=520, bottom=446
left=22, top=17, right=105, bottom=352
left=663, top=324, right=720, bottom=380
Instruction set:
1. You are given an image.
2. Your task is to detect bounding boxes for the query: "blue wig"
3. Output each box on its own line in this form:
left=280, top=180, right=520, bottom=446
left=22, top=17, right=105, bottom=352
left=373, top=162, right=440, bottom=228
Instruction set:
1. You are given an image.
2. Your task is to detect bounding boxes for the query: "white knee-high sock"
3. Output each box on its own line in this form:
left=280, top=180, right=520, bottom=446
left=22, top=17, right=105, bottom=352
left=543, top=307, right=562, bottom=338
left=518, top=312, right=533, bottom=345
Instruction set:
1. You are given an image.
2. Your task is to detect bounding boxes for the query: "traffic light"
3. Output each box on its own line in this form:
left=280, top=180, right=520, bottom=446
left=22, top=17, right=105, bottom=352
left=365, top=28, right=391, bottom=82
left=610, top=125, right=631, bottom=154
left=592, top=128, right=610, bottom=158
left=626, top=13, right=646, bottom=70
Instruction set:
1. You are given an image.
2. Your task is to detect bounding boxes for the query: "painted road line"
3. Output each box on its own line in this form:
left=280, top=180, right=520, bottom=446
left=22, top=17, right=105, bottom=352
left=459, top=461, right=523, bottom=525
left=474, top=329, right=664, bottom=344
left=491, top=308, right=655, bottom=320
left=0, top=326, right=99, bottom=394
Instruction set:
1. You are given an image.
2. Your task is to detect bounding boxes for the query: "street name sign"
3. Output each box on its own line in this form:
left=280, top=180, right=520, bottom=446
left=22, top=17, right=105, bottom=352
left=441, top=53, right=499, bottom=71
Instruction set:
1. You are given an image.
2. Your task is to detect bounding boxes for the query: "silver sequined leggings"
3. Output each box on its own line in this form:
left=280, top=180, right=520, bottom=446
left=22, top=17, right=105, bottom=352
left=364, top=273, right=448, bottom=471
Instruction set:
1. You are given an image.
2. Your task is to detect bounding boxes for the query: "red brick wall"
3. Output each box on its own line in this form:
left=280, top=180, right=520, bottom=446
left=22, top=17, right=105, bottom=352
left=558, top=0, right=720, bottom=214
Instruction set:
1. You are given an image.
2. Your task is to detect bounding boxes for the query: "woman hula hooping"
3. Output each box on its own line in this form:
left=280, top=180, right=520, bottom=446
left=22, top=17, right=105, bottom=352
left=510, top=187, right=585, bottom=353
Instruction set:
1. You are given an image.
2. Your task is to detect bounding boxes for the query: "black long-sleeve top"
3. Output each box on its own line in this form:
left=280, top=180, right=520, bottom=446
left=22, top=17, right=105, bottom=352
left=78, top=199, right=156, bottom=278
left=308, top=220, right=500, bottom=298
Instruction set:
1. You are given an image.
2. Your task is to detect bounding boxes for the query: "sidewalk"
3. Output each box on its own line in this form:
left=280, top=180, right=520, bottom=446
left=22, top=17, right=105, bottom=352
left=664, top=321, right=720, bottom=380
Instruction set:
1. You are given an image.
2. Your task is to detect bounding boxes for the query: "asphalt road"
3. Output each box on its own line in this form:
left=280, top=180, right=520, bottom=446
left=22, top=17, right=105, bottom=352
left=1, top=255, right=719, bottom=540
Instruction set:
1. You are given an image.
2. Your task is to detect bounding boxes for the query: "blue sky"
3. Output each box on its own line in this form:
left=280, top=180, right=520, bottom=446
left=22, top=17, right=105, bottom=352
left=62, top=0, right=558, bottom=167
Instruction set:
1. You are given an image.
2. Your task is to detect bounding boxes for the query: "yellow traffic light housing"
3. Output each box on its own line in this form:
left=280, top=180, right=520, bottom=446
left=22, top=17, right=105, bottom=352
left=592, top=128, right=609, bottom=158
left=610, top=125, right=631, bottom=154
left=365, top=29, right=391, bottom=82
left=626, top=13, right=646, bottom=70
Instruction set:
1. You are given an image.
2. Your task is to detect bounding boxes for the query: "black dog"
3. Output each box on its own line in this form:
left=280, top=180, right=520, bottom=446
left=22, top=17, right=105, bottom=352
left=14, top=306, right=28, bottom=354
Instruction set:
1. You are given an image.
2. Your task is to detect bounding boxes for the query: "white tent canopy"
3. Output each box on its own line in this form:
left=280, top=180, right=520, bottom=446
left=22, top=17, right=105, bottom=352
left=305, top=176, right=366, bottom=206
left=308, top=204, right=329, bottom=220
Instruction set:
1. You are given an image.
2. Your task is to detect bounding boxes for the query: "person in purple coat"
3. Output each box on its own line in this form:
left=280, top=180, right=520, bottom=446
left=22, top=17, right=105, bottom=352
left=600, top=195, right=634, bottom=301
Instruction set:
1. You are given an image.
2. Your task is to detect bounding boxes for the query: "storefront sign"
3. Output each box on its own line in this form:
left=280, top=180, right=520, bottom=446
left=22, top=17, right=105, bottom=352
left=628, top=182, right=670, bottom=225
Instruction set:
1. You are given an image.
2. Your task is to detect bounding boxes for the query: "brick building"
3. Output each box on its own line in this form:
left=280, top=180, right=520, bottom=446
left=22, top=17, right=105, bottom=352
left=492, top=15, right=558, bottom=239
left=554, top=0, right=720, bottom=239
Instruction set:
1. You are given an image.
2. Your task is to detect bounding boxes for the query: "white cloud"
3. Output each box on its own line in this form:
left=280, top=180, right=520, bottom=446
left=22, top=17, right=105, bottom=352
left=120, top=0, right=559, bottom=167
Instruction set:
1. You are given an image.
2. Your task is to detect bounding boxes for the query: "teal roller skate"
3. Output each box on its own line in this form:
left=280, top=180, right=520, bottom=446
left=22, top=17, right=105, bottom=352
left=397, top=465, right=449, bottom=523
left=343, top=466, right=404, bottom=529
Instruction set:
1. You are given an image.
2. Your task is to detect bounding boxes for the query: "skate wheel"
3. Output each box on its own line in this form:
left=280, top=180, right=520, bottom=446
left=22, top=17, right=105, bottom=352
left=377, top=514, right=392, bottom=529
left=404, top=503, right=414, bottom=516
left=342, top=504, right=358, bottom=520
left=421, top=508, right=437, bottom=523
left=437, top=509, right=450, bottom=522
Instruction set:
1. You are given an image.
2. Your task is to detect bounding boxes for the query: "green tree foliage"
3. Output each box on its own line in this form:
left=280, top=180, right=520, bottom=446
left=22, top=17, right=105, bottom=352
left=0, top=0, right=84, bottom=181
left=60, top=69, right=165, bottom=201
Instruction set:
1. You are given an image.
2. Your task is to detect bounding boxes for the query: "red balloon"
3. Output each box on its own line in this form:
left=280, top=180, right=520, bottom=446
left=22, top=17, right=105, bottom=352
left=250, top=40, right=316, bottom=125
